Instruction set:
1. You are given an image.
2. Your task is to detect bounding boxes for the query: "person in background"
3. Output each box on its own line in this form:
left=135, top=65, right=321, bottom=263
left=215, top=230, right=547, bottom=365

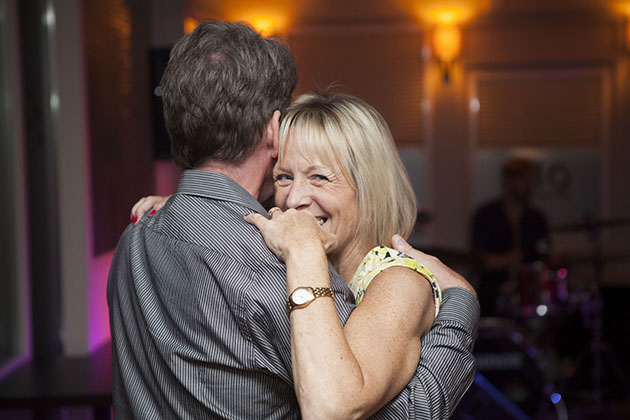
left=471, top=157, right=550, bottom=317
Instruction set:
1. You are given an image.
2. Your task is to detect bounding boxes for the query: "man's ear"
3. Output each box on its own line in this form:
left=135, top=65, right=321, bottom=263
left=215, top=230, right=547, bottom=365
left=265, top=110, right=281, bottom=159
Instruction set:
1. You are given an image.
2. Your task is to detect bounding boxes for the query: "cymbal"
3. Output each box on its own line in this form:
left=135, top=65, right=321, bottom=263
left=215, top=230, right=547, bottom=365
left=552, top=218, right=630, bottom=232
left=558, top=252, right=630, bottom=266
left=412, top=247, right=477, bottom=267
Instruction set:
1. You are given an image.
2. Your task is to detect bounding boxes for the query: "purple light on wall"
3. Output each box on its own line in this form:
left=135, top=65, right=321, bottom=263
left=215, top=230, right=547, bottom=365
left=88, top=250, right=114, bottom=352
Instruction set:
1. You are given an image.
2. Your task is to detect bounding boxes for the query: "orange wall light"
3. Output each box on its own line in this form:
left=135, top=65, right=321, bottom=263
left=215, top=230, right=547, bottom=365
left=428, top=7, right=465, bottom=25
left=229, top=9, right=289, bottom=36
left=617, top=2, right=630, bottom=52
left=248, top=15, right=284, bottom=36
left=613, top=0, right=630, bottom=16
left=428, top=7, right=465, bottom=83
left=415, top=2, right=490, bottom=82
left=184, top=14, right=288, bottom=37
left=184, top=17, right=200, bottom=35
left=415, top=0, right=490, bottom=24
left=433, top=24, right=462, bottom=63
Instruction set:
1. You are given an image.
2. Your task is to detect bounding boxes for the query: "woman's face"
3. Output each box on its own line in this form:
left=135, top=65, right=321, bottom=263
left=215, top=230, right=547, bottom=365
left=273, top=135, right=360, bottom=256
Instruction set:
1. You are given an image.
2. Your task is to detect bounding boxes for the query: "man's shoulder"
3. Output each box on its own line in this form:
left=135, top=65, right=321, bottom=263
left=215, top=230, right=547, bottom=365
left=161, top=195, right=275, bottom=257
left=109, top=223, right=135, bottom=269
left=133, top=194, right=286, bottom=276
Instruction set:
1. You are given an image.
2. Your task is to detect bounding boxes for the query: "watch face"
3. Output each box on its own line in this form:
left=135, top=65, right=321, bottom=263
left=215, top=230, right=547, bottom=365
left=292, top=287, right=314, bottom=305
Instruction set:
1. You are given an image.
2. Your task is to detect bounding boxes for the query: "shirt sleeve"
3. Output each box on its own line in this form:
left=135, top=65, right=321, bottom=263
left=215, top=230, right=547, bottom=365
left=245, top=257, right=356, bottom=386
left=369, top=287, right=480, bottom=419
left=246, top=259, right=295, bottom=384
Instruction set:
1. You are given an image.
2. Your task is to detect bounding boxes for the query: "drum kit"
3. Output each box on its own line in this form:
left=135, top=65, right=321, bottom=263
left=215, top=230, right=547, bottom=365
left=447, top=217, right=630, bottom=419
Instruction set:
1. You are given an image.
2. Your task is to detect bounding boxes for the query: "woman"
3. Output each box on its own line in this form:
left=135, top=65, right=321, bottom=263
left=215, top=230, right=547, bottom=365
left=245, top=92, right=445, bottom=420
left=132, top=93, right=470, bottom=419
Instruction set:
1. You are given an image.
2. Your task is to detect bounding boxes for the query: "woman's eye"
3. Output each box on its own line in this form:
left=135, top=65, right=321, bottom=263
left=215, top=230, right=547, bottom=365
left=274, top=174, right=292, bottom=184
left=313, top=174, right=329, bottom=182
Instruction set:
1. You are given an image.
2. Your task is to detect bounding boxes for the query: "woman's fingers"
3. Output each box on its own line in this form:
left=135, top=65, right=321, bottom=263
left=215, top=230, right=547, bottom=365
left=245, top=210, right=337, bottom=261
left=129, top=195, right=172, bottom=224
left=131, top=198, right=153, bottom=223
left=152, top=196, right=170, bottom=212
left=244, top=212, right=269, bottom=230
left=130, top=197, right=148, bottom=224
left=245, top=211, right=288, bottom=260
left=130, top=196, right=145, bottom=218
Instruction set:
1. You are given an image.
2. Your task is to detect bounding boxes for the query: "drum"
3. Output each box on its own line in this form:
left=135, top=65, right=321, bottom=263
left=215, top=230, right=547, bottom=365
left=470, top=318, right=566, bottom=419
left=517, top=263, right=569, bottom=317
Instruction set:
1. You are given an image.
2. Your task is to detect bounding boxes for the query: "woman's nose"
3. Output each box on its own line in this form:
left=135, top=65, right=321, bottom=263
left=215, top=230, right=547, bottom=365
left=285, top=181, right=312, bottom=210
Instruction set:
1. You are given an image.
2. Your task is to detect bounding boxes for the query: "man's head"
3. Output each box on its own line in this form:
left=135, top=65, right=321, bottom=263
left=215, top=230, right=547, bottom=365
left=501, top=157, right=537, bottom=203
left=161, top=21, right=298, bottom=169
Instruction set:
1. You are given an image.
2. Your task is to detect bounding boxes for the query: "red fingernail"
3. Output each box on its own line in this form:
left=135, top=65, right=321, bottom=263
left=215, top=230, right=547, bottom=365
left=150, top=209, right=156, bottom=216
left=131, top=216, right=138, bottom=224
left=244, top=213, right=250, bottom=216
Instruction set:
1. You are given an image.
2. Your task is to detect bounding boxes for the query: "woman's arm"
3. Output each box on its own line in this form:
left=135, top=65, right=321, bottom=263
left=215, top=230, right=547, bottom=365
left=246, top=210, right=435, bottom=420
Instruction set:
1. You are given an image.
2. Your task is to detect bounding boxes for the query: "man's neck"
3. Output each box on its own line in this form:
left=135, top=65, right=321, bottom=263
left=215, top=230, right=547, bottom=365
left=195, top=129, right=277, bottom=203
left=197, top=160, right=266, bottom=201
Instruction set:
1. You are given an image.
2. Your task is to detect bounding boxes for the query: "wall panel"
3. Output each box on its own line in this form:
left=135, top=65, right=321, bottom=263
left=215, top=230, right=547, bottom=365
left=289, top=27, right=425, bottom=146
left=84, top=0, right=154, bottom=254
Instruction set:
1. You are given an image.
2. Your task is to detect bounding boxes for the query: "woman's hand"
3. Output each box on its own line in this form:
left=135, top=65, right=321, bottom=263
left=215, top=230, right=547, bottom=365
left=130, top=195, right=172, bottom=224
left=245, top=208, right=337, bottom=262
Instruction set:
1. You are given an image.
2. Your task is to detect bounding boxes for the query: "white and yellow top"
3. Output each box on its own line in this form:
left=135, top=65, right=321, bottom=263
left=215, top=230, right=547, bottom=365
left=348, top=246, right=442, bottom=317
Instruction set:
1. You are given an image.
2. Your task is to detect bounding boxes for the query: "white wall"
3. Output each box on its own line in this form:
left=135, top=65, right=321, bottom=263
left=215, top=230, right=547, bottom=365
left=50, top=0, right=92, bottom=356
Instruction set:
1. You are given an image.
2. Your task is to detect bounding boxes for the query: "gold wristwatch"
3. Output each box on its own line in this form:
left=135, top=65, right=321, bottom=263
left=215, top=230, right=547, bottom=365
left=286, top=286, right=334, bottom=314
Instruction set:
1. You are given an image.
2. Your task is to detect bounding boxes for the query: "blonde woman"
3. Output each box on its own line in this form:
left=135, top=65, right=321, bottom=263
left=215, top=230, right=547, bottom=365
left=246, top=93, right=477, bottom=419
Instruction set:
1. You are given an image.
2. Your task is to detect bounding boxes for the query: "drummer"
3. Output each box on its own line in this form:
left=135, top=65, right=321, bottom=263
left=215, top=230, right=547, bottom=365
left=471, top=157, right=550, bottom=317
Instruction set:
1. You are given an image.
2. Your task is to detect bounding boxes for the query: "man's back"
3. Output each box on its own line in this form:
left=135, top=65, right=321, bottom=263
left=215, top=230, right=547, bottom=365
left=107, top=170, right=355, bottom=419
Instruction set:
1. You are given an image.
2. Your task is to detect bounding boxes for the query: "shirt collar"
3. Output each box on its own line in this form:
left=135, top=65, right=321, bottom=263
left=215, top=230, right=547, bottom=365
left=177, top=169, right=268, bottom=215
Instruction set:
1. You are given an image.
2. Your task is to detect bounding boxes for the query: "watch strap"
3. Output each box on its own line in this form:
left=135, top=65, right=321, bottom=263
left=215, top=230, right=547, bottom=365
left=286, top=287, right=334, bottom=313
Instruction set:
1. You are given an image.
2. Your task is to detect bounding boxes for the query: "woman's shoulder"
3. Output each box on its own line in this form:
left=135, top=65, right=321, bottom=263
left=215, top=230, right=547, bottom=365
left=351, top=245, right=442, bottom=313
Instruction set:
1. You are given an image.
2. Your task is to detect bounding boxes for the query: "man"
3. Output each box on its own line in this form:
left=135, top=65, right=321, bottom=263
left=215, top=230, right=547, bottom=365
left=108, top=20, right=479, bottom=419
left=471, top=157, right=550, bottom=316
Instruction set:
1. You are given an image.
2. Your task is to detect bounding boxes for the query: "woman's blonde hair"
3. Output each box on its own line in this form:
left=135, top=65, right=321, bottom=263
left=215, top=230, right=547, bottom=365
left=278, top=92, right=417, bottom=248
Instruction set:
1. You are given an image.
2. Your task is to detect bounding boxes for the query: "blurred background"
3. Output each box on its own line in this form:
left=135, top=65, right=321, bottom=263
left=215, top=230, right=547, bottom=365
left=1, top=0, right=629, bottom=418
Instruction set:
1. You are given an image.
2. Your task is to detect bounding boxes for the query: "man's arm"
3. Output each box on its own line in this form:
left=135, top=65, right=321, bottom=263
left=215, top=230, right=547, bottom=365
left=366, top=236, right=480, bottom=419
left=367, top=288, right=479, bottom=419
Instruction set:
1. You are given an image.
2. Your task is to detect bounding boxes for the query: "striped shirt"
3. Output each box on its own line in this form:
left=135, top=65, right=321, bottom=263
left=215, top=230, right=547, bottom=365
left=107, top=169, right=479, bottom=419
